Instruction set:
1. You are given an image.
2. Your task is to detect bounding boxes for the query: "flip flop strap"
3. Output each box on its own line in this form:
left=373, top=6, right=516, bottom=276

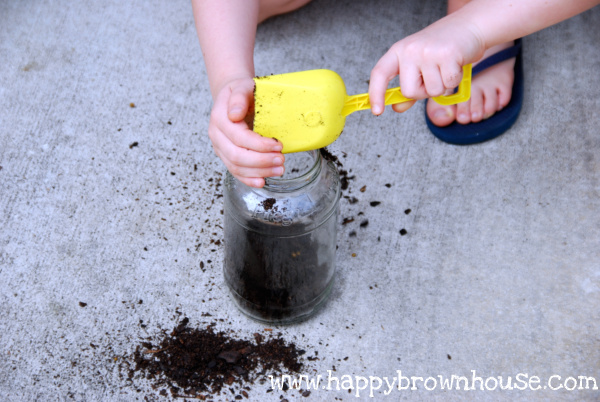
left=473, top=38, right=522, bottom=76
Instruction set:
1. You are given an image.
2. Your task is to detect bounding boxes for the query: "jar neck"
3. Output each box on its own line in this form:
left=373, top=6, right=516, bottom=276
left=263, top=150, right=322, bottom=193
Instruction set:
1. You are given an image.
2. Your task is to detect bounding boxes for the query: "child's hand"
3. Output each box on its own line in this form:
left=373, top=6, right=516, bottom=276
left=208, top=78, right=285, bottom=188
left=368, top=17, right=484, bottom=115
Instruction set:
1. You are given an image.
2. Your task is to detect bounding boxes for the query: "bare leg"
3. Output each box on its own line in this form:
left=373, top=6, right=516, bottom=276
left=426, top=0, right=516, bottom=127
left=258, top=0, right=313, bottom=23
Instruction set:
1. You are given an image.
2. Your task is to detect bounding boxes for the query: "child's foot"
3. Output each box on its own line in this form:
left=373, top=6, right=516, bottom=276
left=426, top=41, right=516, bottom=127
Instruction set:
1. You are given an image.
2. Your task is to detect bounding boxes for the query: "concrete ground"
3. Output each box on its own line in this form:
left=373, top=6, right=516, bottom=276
left=1, top=0, right=599, bottom=401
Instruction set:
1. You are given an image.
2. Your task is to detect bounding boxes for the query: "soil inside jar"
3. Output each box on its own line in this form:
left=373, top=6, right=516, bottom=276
left=224, top=150, right=338, bottom=323
left=224, top=219, right=333, bottom=323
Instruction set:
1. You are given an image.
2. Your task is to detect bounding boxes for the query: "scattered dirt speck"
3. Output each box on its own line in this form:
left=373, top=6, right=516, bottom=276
left=260, top=198, right=276, bottom=211
left=342, top=217, right=354, bottom=225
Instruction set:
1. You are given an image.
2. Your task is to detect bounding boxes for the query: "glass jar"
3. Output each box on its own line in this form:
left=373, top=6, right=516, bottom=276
left=223, top=150, right=341, bottom=324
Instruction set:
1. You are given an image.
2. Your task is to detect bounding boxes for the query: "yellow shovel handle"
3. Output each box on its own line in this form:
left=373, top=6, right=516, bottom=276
left=342, top=64, right=472, bottom=115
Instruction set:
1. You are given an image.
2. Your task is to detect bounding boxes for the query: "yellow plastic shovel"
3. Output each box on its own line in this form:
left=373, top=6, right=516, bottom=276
left=253, top=65, right=472, bottom=153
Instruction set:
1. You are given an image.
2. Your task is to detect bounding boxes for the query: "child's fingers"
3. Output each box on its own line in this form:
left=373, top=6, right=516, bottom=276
left=212, top=89, right=281, bottom=153
left=220, top=135, right=284, bottom=169
left=208, top=79, right=288, bottom=188
left=209, top=124, right=284, bottom=168
left=227, top=79, right=255, bottom=122
left=209, top=111, right=284, bottom=170
left=220, top=151, right=285, bottom=182
left=439, top=63, right=464, bottom=92
left=227, top=124, right=282, bottom=153
left=398, top=63, right=429, bottom=99
left=236, top=177, right=266, bottom=189
left=369, top=51, right=399, bottom=115
left=420, top=65, right=445, bottom=97
left=213, top=139, right=285, bottom=188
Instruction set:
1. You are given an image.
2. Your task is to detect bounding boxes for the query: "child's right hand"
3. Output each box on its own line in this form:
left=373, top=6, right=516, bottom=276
left=208, top=78, right=285, bottom=188
left=368, top=16, right=484, bottom=116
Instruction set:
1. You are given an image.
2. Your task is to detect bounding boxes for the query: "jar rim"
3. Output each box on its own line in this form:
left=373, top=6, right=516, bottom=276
left=263, top=150, right=321, bottom=193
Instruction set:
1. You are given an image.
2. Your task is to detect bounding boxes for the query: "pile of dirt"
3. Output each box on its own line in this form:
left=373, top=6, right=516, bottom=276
left=128, top=317, right=307, bottom=399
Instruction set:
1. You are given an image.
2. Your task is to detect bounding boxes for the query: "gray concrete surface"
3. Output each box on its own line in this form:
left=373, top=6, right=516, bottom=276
left=1, top=0, right=599, bottom=401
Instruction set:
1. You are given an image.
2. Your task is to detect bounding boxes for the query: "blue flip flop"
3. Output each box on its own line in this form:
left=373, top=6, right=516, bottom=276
left=425, top=39, right=523, bottom=145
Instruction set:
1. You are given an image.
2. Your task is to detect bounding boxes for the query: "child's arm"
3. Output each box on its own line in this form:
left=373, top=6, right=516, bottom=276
left=368, top=0, right=600, bottom=115
left=192, top=0, right=284, bottom=188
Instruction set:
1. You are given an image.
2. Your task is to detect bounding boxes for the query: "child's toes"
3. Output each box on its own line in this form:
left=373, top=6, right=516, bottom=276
left=482, top=88, right=500, bottom=120
left=468, top=88, right=485, bottom=123
left=496, top=83, right=513, bottom=111
left=426, top=101, right=456, bottom=127
left=455, top=99, right=473, bottom=125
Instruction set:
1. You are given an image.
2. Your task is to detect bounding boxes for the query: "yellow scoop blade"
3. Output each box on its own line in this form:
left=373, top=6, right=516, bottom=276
left=253, top=70, right=347, bottom=154
left=253, top=65, right=472, bottom=154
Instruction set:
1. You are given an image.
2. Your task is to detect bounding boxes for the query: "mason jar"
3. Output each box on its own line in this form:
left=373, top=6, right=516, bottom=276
left=223, top=149, right=341, bottom=324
